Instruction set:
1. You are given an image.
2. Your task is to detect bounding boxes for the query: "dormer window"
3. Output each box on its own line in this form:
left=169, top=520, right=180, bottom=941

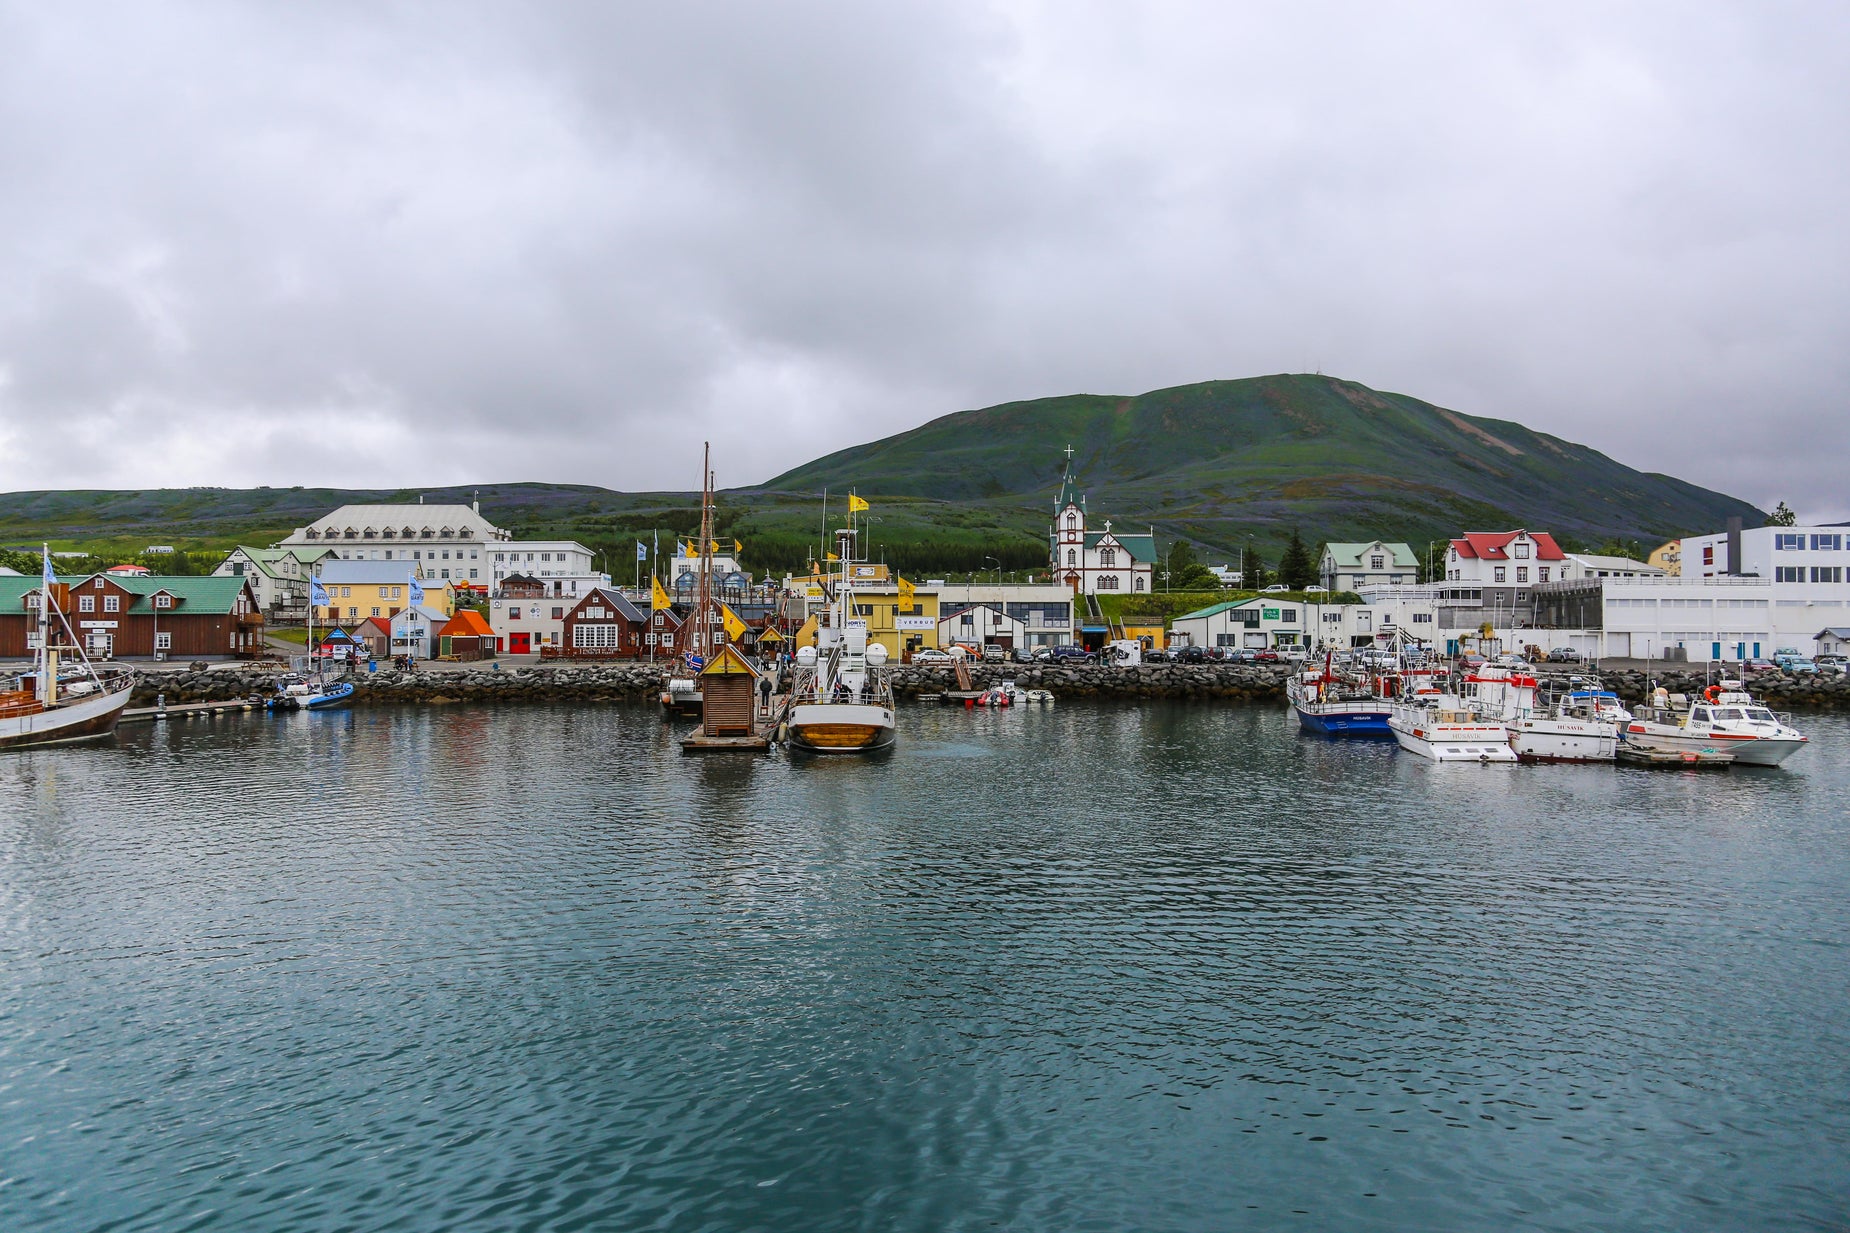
left=440, top=527, right=454, bottom=538
left=1370, top=555, right=1384, bottom=570
left=460, top=527, right=472, bottom=538
left=344, top=528, right=358, bottom=539
left=382, top=528, right=396, bottom=539
left=363, top=528, right=377, bottom=539
left=155, top=594, right=173, bottom=608
left=421, top=529, right=435, bottom=539
left=306, top=529, right=320, bottom=539
left=1514, top=542, right=1530, bottom=559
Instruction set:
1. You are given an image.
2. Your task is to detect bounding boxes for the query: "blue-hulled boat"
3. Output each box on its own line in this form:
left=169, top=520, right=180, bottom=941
left=1286, top=662, right=1396, bottom=737
left=304, top=680, right=354, bottom=709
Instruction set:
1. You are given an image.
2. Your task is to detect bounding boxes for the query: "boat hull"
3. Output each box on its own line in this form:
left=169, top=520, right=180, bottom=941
left=785, top=702, right=896, bottom=753
left=0, top=683, right=133, bottom=751
left=304, top=682, right=354, bottom=709
left=1294, top=702, right=1394, bottom=737
left=1511, top=717, right=1617, bottom=762
left=1622, top=724, right=1805, bottom=767
left=1388, top=713, right=1516, bottom=762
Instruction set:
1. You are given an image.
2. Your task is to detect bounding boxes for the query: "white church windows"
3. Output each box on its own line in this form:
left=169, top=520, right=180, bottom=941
left=1099, top=575, right=1119, bottom=591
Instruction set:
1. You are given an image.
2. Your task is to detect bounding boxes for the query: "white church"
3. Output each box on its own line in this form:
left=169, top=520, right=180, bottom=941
left=1048, top=447, right=1156, bottom=595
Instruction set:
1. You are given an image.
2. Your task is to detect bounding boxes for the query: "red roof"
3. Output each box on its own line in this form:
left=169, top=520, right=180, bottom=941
left=439, top=608, right=495, bottom=637
left=363, top=616, right=392, bottom=636
left=1451, top=530, right=1565, bottom=562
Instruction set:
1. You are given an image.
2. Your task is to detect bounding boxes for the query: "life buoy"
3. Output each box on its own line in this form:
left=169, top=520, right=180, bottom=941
left=1704, top=685, right=1721, bottom=703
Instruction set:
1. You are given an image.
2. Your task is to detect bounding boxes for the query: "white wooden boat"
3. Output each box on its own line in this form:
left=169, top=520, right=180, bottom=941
left=784, top=522, right=897, bottom=754
left=1621, top=682, right=1807, bottom=767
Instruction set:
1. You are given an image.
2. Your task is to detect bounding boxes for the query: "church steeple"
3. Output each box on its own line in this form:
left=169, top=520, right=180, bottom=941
left=1055, top=443, right=1082, bottom=511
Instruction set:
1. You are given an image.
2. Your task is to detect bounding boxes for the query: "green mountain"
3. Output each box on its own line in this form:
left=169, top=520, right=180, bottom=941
left=765, top=374, right=1762, bottom=553
left=0, top=375, right=1761, bottom=574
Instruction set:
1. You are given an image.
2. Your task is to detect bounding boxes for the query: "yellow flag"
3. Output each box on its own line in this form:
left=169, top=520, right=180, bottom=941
left=826, top=551, right=840, bottom=561
left=732, top=539, right=743, bottom=555
left=847, top=494, right=869, bottom=513
left=709, top=540, right=722, bottom=555
left=896, top=575, right=915, bottom=609
left=651, top=575, right=671, bottom=611
left=721, top=603, right=748, bottom=641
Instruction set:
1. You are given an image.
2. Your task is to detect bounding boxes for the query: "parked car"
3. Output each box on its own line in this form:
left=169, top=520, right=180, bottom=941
left=1175, top=645, right=1209, bottom=663
left=1142, top=648, right=1174, bottom=663
left=1744, top=657, right=1778, bottom=673
left=910, top=648, right=953, bottom=666
left=1815, top=654, right=1846, bottom=674
left=1010, top=647, right=1037, bottom=663
left=1261, top=584, right=1290, bottom=593
left=1461, top=654, right=1488, bottom=669
left=1278, top=646, right=1309, bottom=663
left=1049, top=644, right=1092, bottom=662
left=1229, top=648, right=1260, bottom=663
left=1545, top=647, right=1583, bottom=663
left=981, top=644, right=1006, bottom=663
left=1254, top=649, right=1280, bottom=663
left=1303, top=585, right=1328, bottom=593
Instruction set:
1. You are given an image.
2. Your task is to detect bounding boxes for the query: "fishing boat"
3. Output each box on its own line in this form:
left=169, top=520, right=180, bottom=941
left=0, top=552, right=135, bottom=750
left=783, top=526, right=896, bottom=754
left=1505, top=678, right=1630, bottom=762
left=1621, top=681, right=1807, bottom=767
left=1386, top=663, right=1519, bottom=762
left=1286, top=654, right=1395, bottom=737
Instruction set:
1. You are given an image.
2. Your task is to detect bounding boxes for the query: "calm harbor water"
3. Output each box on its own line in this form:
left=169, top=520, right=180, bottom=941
left=3, top=701, right=1847, bottom=1232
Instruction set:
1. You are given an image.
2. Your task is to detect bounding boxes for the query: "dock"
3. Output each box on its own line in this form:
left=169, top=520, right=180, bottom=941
left=680, top=731, right=772, bottom=753
left=1616, top=742, right=1734, bottom=767
left=121, top=699, right=267, bottom=724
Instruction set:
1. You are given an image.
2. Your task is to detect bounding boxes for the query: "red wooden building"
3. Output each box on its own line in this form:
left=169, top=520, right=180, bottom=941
left=0, top=573, right=264, bottom=659
left=550, top=587, right=650, bottom=659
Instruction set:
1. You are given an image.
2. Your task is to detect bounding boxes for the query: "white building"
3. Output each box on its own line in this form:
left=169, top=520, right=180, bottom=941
left=1563, top=552, right=1665, bottom=580
left=212, top=545, right=336, bottom=620
left=1048, top=451, right=1156, bottom=595
left=281, top=500, right=592, bottom=590
left=938, top=604, right=1026, bottom=650
left=489, top=592, right=574, bottom=655
left=1320, top=541, right=1419, bottom=592
left=489, top=541, right=598, bottom=587
left=1682, top=523, right=1849, bottom=584
left=932, top=583, right=1075, bottom=649
left=389, top=604, right=449, bottom=660
left=1173, top=594, right=1439, bottom=652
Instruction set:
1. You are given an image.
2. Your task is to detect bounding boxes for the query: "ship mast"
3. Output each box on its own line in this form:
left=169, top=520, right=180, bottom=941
left=695, top=441, right=714, bottom=666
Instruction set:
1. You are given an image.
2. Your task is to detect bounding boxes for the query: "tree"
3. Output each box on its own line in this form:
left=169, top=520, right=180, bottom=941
left=1767, top=501, right=1798, bottom=527
left=1161, top=539, right=1219, bottom=591
left=1279, top=529, right=1316, bottom=590
left=1243, top=545, right=1267, bottom=591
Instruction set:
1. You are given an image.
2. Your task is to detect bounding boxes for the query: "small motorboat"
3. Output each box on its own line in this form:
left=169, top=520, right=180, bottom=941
left=303, top=680, right=354, bottom=709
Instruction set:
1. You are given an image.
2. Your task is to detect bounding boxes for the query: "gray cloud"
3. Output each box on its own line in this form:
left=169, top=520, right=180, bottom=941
left=1, top=1, right=1845, bottom=521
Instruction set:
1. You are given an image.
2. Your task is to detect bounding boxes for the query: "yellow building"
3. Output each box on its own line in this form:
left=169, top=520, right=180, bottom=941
left=1648, top=539, right=1682, bottom=577
left=786, top=570, right=942, bottom=659
left=316, top=579, right=455, bottom=624
left=1120, top=619, right=1167, bottom=649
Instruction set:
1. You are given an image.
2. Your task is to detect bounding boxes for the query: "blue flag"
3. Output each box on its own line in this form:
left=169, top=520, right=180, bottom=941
left=636, top=541, right=648, bottom=561
left=310, top=576, right=329, bottom=607
left=408, top=574, right=425, bottom=606
left=41, top=545, right=53, bottom=589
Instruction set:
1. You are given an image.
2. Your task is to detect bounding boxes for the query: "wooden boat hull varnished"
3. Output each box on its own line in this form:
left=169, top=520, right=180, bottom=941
left=0, top=684, right=134, bottom=751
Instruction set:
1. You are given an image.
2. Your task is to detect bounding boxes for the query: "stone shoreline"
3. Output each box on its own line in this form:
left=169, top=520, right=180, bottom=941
left=127, top=661, right=1850, bottom=710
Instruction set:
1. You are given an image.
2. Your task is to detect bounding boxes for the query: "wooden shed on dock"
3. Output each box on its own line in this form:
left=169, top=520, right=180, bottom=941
left=699, top=644, right=761, bottom=737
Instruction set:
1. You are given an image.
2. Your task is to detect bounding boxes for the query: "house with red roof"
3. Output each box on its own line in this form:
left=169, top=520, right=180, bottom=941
left=1445, top=530, right=1568, bottom=588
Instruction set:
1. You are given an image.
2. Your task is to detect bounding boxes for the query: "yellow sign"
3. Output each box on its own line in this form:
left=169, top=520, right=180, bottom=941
left=896, top=575, right=915, bottom=610
left=651, top=575, right=672, bottom=611
left=847, top=494, right=869, bottom=513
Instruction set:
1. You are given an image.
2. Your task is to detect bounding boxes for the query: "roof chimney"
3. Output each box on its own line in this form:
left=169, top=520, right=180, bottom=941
left=473, top=490, right=480, bottom=516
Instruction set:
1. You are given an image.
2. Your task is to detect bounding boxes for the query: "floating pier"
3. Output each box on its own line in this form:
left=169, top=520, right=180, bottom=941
left=1616, top=742, right=1735, bottom=767
left=121, top=699, right=265, bottom=724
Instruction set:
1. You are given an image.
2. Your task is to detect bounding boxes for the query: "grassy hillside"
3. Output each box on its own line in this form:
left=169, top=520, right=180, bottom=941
left=766, top=374, right=1763, bottom=551
left=0, top=374, right=1762, bottom=573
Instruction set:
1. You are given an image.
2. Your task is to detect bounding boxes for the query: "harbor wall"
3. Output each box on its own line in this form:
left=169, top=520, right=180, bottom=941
left=125, top=662, right=1850, bottom=709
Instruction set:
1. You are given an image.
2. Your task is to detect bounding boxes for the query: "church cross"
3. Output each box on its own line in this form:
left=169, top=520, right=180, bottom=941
left=1063, top=444, right=1074, bottom=460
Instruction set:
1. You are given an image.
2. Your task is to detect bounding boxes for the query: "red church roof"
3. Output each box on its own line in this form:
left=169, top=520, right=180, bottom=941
left=1451, top=530, right=1565, bottom=562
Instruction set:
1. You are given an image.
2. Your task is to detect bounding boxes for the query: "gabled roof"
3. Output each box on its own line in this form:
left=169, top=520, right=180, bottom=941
left=439, top=609, right=494, bottom=637
left=1056, top=460, right=1083, bottom=511
left=107, top=574, right=257, bottom=613
left=1451, top=530, right=1566, bottom=562
left=1082, top=530, right=1156, bottom=563
left=574, top=587, right=646, bottom=623
left=362, top=616, right=393, bottom=636
left=1814, top=627, right=1850, bottom=639
left=287, top=504, right=507, bottom=542
left=1323, top=541, right=1418, bottom=568
left=1568, top=553, right=1664, bottom=573
left=391, top=604, right=449, bottom=627
left=1172, top=599, right=1247, bottom=621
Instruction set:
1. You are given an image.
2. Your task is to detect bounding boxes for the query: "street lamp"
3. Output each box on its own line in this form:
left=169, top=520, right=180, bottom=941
left=984, top=555, right=1000, bottom=588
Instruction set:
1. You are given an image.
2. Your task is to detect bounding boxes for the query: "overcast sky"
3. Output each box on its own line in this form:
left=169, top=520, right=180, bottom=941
left=1, top=2, right=1845, bottom=521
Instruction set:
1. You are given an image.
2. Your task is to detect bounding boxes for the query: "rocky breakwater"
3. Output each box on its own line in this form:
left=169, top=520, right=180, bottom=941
left=128, top=662, right=674, bottom=707
left=890, top=661, right=1294, bottom=701
left=1601, top=667, right=1850, bottom=711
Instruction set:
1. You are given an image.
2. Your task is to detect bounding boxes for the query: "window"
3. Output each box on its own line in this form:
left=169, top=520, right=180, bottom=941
left=441, top=570, right=451, bottom=579
left=1066, top=549, right=1076, bottom=566
left=1702, top=545, right=1715, bottom=565
left=1814, top=567, right=1844, bottom=584
left=1775, top=534, right=1805, bottom=551
left=103, top=595, right=120, bottom=612
left=574, top=624, right=619, bottom=649
left=1370, top=555, right=1384, bottom=570
left=662, top=635, right=674, bottom=648
left=509, top=607, right=522, bottom=619
left=1514, top=543, right=1530, bottom=559
left=79, top=595, right=94, bottom=612
left=1100, top=548, right=1116, bottom=566
left=1516, top=567, right=1529, bottom=583
left=347, top=607, right=358, bottom=619
left=1777, top=566, right=1804, bottom=582
left=1493, top=567, right=1506, bottom=583
left=470, top=570, right=479, bottom=580
left=1538, top=568, right=1551, bottom=582
left=552, top=607, right=564, bottom=619
left=1098, top=575, right=1118, bottom=590
left=154, top=632, right=172, bottom=650
left=542, top=553, right=552, bottom=562
left=155, top=594, right=172, bottom=608
left=340, top=587, right=351, bottom=598
left=1281, top=609, right=1298, bottom=623
left=1815, top=534, right=1844, bottom=551
left=371, top=606, right=381, bottom=617
left=1412, top=612, right=1433, bottom=624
